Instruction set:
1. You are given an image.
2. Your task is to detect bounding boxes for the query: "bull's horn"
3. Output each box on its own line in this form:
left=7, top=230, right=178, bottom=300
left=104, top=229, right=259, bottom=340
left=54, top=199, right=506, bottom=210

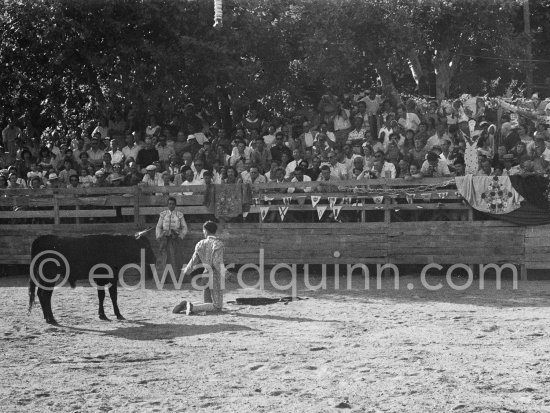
left=135, top=227, right=154, bottom=239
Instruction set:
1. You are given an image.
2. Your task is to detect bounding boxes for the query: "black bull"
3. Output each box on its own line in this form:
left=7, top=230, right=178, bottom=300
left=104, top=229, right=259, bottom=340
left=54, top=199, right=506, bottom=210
left=28, top=235, right=156, bottom=325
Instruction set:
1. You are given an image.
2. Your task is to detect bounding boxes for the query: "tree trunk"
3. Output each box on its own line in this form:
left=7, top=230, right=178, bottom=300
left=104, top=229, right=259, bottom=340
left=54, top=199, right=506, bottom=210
left=216, top=88, right=233, bottom=133
left=408, top=50, right=429, bottom=95
left=434, top=48, right=459, bottom=100
left=373, top=61, right=401, bottom=106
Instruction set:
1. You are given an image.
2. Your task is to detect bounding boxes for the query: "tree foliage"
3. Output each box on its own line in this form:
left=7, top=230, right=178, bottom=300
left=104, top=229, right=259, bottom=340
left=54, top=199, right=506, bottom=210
left=0, top=0, right=548, bottom=130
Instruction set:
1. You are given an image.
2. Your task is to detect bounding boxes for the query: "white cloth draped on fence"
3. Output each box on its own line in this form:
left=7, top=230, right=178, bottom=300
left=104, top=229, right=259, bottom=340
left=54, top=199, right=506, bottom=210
left=455, top=175, right=523, bottom=215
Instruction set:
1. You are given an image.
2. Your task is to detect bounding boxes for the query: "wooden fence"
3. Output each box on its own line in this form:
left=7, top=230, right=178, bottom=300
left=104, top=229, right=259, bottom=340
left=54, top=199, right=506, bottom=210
left=1, top=178, right=548, bottom=280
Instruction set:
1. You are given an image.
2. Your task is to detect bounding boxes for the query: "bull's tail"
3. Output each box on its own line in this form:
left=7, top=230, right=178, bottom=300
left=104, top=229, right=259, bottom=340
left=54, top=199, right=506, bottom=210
left=28, top=277, right=36, bottom=315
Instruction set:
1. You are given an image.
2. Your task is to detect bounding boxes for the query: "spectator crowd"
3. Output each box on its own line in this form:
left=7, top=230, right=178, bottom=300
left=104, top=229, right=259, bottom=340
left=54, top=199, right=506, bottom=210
left=2, top=90, right=550, bottom=192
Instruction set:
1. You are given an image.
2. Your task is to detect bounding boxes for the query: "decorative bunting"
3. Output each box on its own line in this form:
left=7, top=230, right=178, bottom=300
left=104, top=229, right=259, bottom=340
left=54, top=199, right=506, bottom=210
left=283, top=196, right=292, bottom=205
left=421, top=193, right=432, bottom=202
left=373, top=196, right=384, bottom=204
left=316, top=205, right=327, bottom=220
left=437, top=192, right=448, bottom=199
left=260, top=206, right=269, bottom=221
left=342, top=197, right=352, bottom=205
left=264, top=196, right=274, bottom=202
left=405, top=193, right=415, bottom=204
left=296, top=196, right=306, bottom=206
left=252, top=197, right=259, bottom=205
left=278, top=206, right=288, bottom=221
left=242, top=211, right=249, bottom=218
left=328, top=197, right=337, bottom=209
left=311, top=195, right=321, bottom=208
left=333, top=205, right=342, bottom=219
left=394, top=209, right=400, bottom=212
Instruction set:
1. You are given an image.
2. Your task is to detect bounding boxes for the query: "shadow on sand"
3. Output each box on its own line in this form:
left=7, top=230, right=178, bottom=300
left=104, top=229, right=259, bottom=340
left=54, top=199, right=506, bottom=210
left=62, top=321, right=254, bottom=341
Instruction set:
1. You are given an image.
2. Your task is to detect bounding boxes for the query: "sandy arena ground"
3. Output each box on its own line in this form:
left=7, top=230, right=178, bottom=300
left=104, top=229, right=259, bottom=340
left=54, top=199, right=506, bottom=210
left=1, top=270, right=550, bottom=413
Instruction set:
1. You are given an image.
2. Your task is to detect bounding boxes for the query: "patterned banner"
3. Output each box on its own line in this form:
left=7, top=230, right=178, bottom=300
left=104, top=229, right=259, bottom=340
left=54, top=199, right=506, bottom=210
left=328, top=197, right=337, bottom=209
left=333, top=205, right=342, bottom=219
left=343, top=197, right=352, bottom=205
left=242, top=211, right=249, bottom=218
left=437, top=192, right=448, bottom=199
left=421, top=192, right=432, bottom=202
left=296, top=196, right=306, bottom=206
left=311, top=196, right=321, bottom=208
left=278, top=206, right=289, bottom=221
left=260, top=206, right=269, bottom=221
left=405, top=193, right=415, bottom=204
left=252, top=197, right=259, bottom=205
left=316, top=205, right=327, bottom=220
left=373, top=196, right=384, bottom=204
left=283, top=196, right=292, bottom=205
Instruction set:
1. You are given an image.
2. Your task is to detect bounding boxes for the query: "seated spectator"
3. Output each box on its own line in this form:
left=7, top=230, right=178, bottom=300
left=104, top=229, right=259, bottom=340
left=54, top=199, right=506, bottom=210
left=288, top=167, right=312, bottom=193
left=7, top=172, right=26, bottom=188
left=452, top=161, right=466, bottom=177
left=0, top=174, right=7, bottom=189
left=285, top=149, right=303, bottom=178
left=421, top=151, right=450, bottom=177
left=193, top=159, right=207, bottom=184
left=502, top=154, right=521, bottom=176
left=347, top=116, right=367, bottom=145
left=122, top=133, right=141, bottom=161
left=67, top=174, right=80, bottom=188
left=124, top=162, right=143, bottom=186
left=533, top=136, right=550, bottom=162
left=243, top=164, right=267, bottom=184
left=92, top=118, right=109, bottom=140
left=408, top=136, right=427, bottom=166
left=136, top=137, right=160, bottom=173
left=306, top=157, right=322, bottom=181
left=385, top=133, right=402, bottom=167
left=404, top=163, right=423, bottom=180
left=141, top=164, right=163, bottom=186
left=46, top=173, right=60, bottom=188
left=475, top=158, right=493, bottom=176
left=270, top=132, right=294, bottom=163
left=426, top=122, right=450, bottom=150
left=79, top=168, right=94, bottom=188
left=101, top=152, right=115, bottom=175
left=230, top=139, right=253, bottom=166
left=320, top=151, right=344, bottom=180
left=316, top=164, right=333, bottom=182
left=38, top=146, right=56, bottom=171
left=223, top=166, right=242, bottom=184
left=263, top=125, right=277, bottom=147
left=372, top=151, right=396, bottom=179
left=145, top=115, right=161, bottom=138
left=58, top=160, right=77, bottom=185
left=108, top=137, right=125, bottom=165
left=397, top=160, right=410, bottom=178
left=250, top=136, right=272, bottom=174
left=511, top=142, right=530, bottom=165
left=87, top=137, right=105, bottom=168
left=29, top=175, right=44, bottom=189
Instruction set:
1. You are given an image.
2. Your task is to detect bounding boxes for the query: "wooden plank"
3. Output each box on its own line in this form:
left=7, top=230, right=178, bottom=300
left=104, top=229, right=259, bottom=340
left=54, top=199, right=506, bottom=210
left=0, top=254, right=31, bottom=264
left=0, top=210, right=54, bottom=218
left=121, top=206, right=212, bottom=216
left=58, top=209, right=117, bottom=218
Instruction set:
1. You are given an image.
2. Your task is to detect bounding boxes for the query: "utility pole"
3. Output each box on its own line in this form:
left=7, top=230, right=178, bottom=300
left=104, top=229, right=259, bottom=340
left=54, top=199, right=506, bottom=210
left=524, top=0, right=533, bottom=97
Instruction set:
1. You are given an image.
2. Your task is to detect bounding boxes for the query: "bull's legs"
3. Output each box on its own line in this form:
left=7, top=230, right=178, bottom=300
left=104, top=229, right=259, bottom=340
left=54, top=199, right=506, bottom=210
left=109, top=284, right=125, bottom=320
left=97, top=288, right=110, bottom=321
left=38, top=288, right=58, bottom=325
